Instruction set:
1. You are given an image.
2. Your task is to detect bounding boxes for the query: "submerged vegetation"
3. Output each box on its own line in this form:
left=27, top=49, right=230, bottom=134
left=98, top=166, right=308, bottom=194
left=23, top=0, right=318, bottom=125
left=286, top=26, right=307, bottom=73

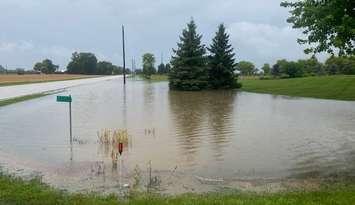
left=97, top=129, right=130, bottom=145
left=1, top=173, right=355, bottom=205
left=97, top=129, right=131, bottom=168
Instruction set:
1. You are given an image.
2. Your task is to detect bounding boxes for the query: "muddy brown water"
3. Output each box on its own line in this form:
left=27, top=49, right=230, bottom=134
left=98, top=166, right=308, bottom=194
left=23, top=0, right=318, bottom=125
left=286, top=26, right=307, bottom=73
left=1, top=77, right=355, bottom=194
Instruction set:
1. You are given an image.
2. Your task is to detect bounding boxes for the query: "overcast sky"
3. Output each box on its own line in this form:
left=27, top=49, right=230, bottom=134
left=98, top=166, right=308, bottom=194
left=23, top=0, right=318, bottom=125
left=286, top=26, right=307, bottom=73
left=0, top=0, right=327, bottom=70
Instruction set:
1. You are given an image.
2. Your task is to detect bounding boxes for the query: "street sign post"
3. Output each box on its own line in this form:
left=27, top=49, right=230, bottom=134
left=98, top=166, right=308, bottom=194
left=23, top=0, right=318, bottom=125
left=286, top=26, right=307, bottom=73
left=57, top=95, right=72, bottom=103
left=57, top=95, right=73, bottom=144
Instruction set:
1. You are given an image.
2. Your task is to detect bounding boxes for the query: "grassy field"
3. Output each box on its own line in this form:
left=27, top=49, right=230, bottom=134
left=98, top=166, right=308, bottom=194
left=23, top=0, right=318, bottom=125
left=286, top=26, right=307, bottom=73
left=135, top=74, right=169, bottom=82
left=148, top=74, right=169, bottom=82
left=0, top=74, right=96, bottom=86
left=240, top=75, right=355, bottom=101
left=140, top=75, right=355, bottom=101
left=0, top=174, right=354, bottom=205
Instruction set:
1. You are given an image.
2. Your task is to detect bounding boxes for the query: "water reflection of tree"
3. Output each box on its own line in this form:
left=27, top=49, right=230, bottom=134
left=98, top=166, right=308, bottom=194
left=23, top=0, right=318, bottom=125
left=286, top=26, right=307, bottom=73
left=205, top=90, right=236, bottom=161
left=168, top=91, right=206, bottom=166
left=168, top=90, right=236, bottom=165
left=143, top=83, right=155, bottom=116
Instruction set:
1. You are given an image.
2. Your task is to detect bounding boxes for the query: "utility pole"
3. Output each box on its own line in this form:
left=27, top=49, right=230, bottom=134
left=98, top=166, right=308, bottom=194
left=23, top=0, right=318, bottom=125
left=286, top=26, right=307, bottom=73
left=69, top=96, right=72, bottom=144
left=122, top=25, right=126, bottom=85
left=131, top=58, right=134, bottom=75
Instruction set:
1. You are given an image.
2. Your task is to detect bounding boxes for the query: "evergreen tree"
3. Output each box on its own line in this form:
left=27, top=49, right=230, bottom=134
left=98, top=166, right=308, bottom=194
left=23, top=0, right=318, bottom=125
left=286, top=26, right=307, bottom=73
left=169, top=20, right=208, bottom=91
left=157, top=63, right=166, bottom=74
left=165, top=63, right=171, bottom=73
left=208, top=24, right=240, bottom=88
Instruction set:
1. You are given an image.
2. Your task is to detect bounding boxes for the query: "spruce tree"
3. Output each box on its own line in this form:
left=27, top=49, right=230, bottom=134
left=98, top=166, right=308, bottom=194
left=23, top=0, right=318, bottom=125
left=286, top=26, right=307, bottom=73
left=208, top=24, right=240, bottom=88
left=169, top=20, right=208, bottom=91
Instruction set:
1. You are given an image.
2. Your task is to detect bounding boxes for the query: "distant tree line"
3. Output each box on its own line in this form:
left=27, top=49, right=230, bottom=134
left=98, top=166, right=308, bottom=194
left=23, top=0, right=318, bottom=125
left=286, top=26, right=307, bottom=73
left=0, top=65, right=41, bottom=75
left=66, top=52, right=130, bottom=75
left=262, top=55, right=355, bottom=79
left=236, top=55, right=355, bottom=79
left=27, top=52, right=130, bottom=75
left=169, top=20, right=240, bottom=91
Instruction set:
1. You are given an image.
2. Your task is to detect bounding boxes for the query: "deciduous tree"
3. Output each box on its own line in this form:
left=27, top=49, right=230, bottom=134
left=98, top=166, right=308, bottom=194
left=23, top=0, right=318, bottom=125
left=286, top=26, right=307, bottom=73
left=67, top=52, right=98, bottom=74
left=142, top=53, right=156, bottom=79
left=33, top=59, right=58, bottom=74
left=236, top=61, right=256, bottom=76
left=281, top=0, right=355, bottom=55
left=261, top=63, right=271, bottom=75
left=97, top=61, right=114, bottom=75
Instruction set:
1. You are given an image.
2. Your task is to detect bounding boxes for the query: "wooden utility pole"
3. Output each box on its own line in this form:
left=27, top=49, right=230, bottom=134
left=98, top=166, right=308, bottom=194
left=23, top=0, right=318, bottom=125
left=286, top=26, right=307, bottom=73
left=131, top=58, right=134, bottom=75
left=122, top=25, right=126, bottom=85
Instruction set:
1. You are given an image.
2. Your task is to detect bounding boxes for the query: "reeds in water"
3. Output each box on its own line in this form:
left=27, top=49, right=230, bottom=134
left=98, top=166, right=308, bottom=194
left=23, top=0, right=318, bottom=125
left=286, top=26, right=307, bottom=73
left=97, top=129, right=131, bottom=164
left=97, top=129, right=130, bottom=145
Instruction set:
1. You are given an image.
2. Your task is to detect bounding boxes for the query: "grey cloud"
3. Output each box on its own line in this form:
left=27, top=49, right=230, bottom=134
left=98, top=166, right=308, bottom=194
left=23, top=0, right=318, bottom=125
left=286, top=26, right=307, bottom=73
left=0, top=0, right=326, bottom=70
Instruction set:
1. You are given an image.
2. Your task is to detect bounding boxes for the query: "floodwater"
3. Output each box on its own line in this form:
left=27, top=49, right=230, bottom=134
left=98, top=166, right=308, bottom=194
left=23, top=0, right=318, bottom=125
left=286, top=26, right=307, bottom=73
left=0, top=75, right=120, bottom=100
left=1, top=77, right=355, bottom=194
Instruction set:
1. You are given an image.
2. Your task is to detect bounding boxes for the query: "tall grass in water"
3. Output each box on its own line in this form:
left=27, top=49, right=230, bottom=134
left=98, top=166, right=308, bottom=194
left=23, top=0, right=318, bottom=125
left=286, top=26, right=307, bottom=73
left=97, top=129, right=130, bottom=145
left=97, top=129, right=131, bottom=168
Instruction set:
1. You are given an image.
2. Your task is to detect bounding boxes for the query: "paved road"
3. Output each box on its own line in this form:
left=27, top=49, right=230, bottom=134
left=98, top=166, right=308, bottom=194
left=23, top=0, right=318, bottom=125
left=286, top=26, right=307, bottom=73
left=0, top=75, right=121, bottom=100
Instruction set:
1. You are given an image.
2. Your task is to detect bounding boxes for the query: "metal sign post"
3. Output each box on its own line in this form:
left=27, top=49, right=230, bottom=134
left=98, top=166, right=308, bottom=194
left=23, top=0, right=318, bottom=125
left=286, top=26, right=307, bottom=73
left=56, top=95, right=73, bottom=144
left=118, top=142, right=123, bottom=191
left=69, top=99, right=72, bottom=143
left=122, top=25, right=126, bottom=85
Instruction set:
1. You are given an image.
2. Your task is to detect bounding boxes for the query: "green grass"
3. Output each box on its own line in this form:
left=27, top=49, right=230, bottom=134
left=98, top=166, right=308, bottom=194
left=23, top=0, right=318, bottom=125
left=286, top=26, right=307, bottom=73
left=0, top=76, right=97, bottom=87
left=1, top=174, right=355, bottom=205
left=137, top=74, right=168, bottom=82
left=240, top=75, right=355, bottom=101
left=150, top=74, right=169, bottom=82
left=0, top=93, right=49, bottom=107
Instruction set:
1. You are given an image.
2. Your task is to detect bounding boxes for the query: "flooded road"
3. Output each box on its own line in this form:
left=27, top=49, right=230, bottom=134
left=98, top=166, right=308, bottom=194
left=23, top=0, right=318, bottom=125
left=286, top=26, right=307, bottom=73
left=0, top=75, right=120, bottom=100
left=1, top=77, right=355, bottom=194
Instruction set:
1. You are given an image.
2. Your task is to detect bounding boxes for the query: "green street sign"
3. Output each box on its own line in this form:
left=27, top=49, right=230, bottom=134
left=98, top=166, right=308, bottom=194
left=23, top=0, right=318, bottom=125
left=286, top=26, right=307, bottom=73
left=57, top=95, right=72, bottom=103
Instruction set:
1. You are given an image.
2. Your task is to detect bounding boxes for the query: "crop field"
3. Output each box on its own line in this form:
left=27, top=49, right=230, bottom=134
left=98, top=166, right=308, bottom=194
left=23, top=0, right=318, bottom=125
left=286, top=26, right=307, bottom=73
left=0, top=74, right=96, bottom=86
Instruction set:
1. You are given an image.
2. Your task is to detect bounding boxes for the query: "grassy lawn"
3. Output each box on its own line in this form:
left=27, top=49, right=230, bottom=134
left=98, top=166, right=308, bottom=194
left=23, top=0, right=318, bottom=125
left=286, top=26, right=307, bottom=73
left=240, top=75, right=355, bottom=101
left=1, top=174, right=354, bottom=205
left=136, top=74, right=168, bottom=82
left=0, top=74, right=98, bottom=87
left=0, top=93, right=49, bottom=107
left=149, top=74, right=169, bottom=82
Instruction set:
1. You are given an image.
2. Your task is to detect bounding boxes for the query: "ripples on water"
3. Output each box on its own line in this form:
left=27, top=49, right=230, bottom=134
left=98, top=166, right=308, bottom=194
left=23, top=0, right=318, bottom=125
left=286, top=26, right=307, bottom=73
left=1, top=77, right=355, bottom=186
